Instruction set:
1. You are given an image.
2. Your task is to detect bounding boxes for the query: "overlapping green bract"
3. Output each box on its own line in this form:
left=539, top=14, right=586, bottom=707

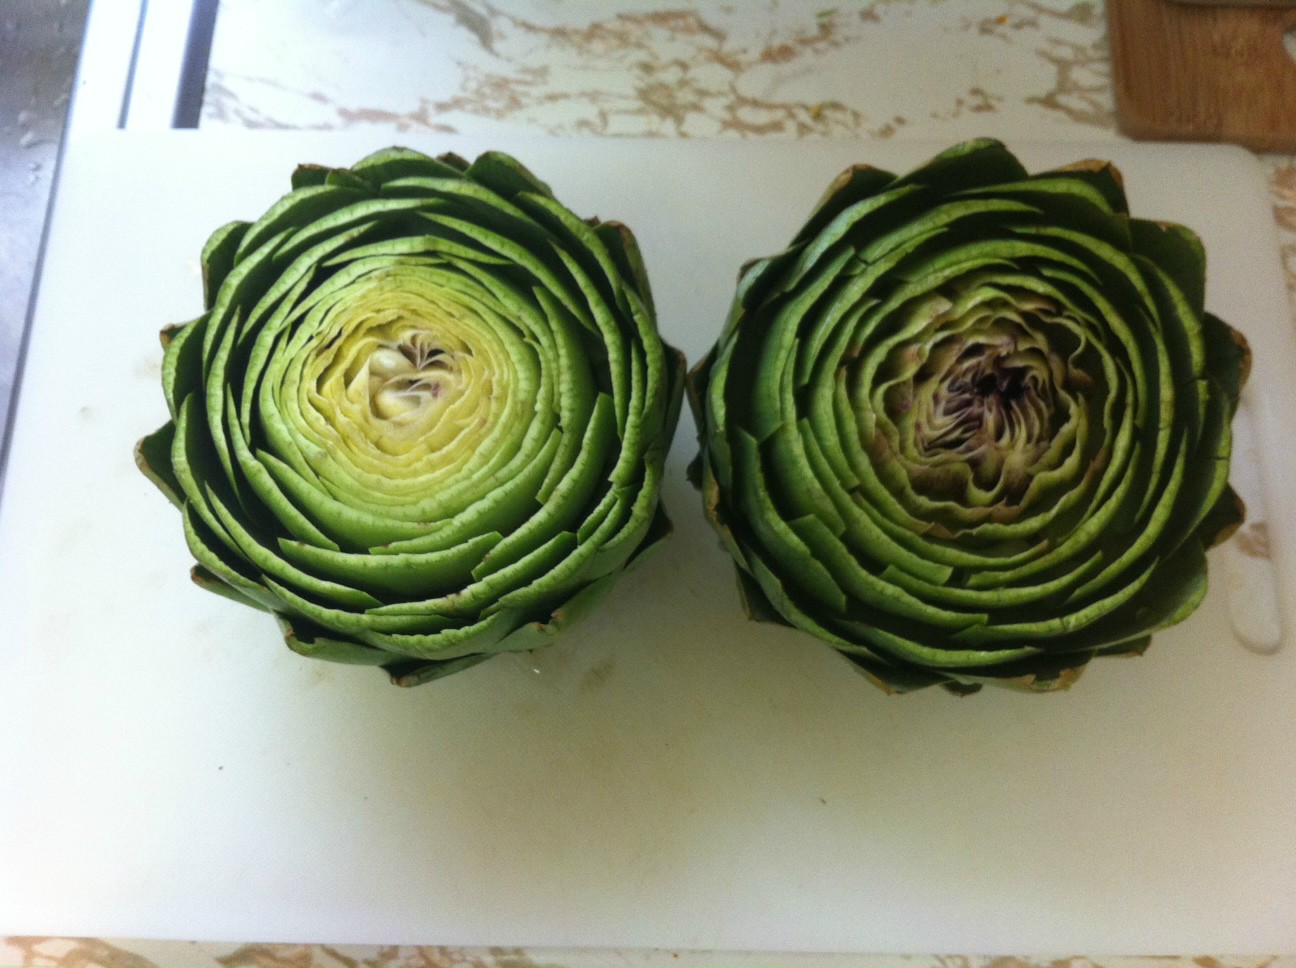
left=687, top=139, right=1249, bottom=695
left=137, top=147, right=685, bottom=686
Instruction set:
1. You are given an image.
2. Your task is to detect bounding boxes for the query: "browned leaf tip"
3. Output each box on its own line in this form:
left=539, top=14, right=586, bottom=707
left=1055, top=158, right=1125, bottom=191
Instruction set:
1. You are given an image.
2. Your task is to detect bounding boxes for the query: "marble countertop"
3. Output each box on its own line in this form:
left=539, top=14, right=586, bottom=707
left=196, top=0, right=1295, bottom=314
left=4, top=1, right=1295, bottom=964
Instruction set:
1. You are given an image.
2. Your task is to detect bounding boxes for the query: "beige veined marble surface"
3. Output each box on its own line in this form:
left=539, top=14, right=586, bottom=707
left=6, top=1, right=1295, bottom=965
left=196, top=0, right=1296, bottom=336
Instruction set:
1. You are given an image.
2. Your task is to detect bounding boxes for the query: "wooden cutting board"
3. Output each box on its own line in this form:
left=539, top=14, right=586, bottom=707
left=1108, top=0, right=1296, bottom=151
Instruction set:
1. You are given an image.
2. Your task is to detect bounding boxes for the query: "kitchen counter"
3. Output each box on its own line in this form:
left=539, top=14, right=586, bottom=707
left=3, top=1, right=1295, bottom=965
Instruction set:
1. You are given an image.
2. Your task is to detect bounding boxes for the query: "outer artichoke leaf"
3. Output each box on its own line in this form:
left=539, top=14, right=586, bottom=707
left=423, top=213, right=597, bottom=334
left=465, top=150, right=556, bottom=203
left=839, top=649, right=950, bottom=694
left=1062, top=435, right=1188, bottom=604
left=274, top=198, right=428, bottom=265
left=205, top=486, right=385, bottom=611
left=192, top=564, right=273, bottom=613
left=355, top=608, right=523, bottom=661
left=200, top=221, right=250, bottom=308
left=136, top=423, right=182, bottom=508
left=586, top=464, right=666, bottom=578
left=1129, top=218, right=1207, bottom=316
left=950, top=649, right=1093, bottom=693
left=520, top=192, right=649, bottom=328
left=181, top=505, right=282, bottom=613
left=234, top=185, right=369, bottom=263
left=797, top=420, right=953, bottom=585
left=277, top=613, right=390, bottom=665
left=350, top=146, right=469, bottom=186
left=957, top=176, right=1130, bottom=250
left=701, top=330, right=746, bottom=493
left=290, top=163, right=332, bottom=190
left=549, top=244, right=639, bottom=429
left=732, top=250, right=806, bottom=319
left=394, top=179, right=550, bottom=250
left=256, top=452, right=434, bottom=548
left=856, top=198, right=1043, bottom=267
left=892, top=137, right=1028, bottom=193
left=1038, top=541, right=1208, bottom=654
left=263, top=577, right=469, bottom=640
left=160, top=313, right=207, bottom=418
left=1015, top=224, right=1159, bottom=321
left=733, top=563, right=792, bottom=627
left=1200, top=311, right=1251, bottom=409
left=1095, top=635, right=1152, bottom=658
left=834, top=618, right=1035, bottom=670
left=734, top=429, right=848, bottom=613
left=744, top=552, right=850, bottom=643
left=483, top=567, right=628, bottom=660
left=490, top=515, right=617, bottom=612
left=279, top=530, right=504, bottom=600
left=779, top=184, right=925, bottom=295
left=470, top=531, right=580, bottom=609
left=389, top=653, right=495, bottom=687
left=787, top=513, right=988, bottom=632
left=749, top=249, right=857, bottom=441
left=204, top=308, right=251, bottom=507
left=204, top=227, right=294, bottom=361
left=1161, top=376, right=1234, bottom=550
left=1197, top=484, right=1245, bottom=549
left=768, top=422, right=848, bottom=536
left=593, top=220, right=656, bottom=320
left=1125, top=542, right=1211, bottom=637
left=791, top=163, right=896, bottom=249
left=628, top=500, right=674, bottom=566
left=538, top=566, right=626, bottom=631
left=370, top=533, right=575, bottom=620
left=171, top=392, right=236, bottom=523
left=1049, top=158, right=1128, bottom=214
left=881, top=550, right=1104, bottom=612
left=1136, top=256, right=1207, bottom=393
left=323, top=168, right=372, bottom=192
left=953, top=556, right=1159, bottom=646
left=323, top=233, right=510, bottom=268
left=476, top=394, right=616, bottom=574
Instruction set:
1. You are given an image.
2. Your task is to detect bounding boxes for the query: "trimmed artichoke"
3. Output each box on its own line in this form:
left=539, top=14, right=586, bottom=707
left=137, top=147, right=685, bottom=686
left=687, top=139, right=1249, bottom=695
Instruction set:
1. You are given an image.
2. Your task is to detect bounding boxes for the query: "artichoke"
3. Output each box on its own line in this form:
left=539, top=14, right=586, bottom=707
left=687, top=139, right=1249, bottom=695
left=137, top=147, right=685, bottom=686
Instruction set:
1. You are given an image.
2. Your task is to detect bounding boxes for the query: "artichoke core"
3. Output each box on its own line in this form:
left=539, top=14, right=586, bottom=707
left=873, top=289, right=1088, bottom=509
left=367, top=335, right=457, bottom=421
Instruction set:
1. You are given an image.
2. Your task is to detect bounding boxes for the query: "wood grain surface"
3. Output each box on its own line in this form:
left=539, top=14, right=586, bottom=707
left=1172, top=1, right=1295, bottom=8
left=1109, top=0, right=1296, bottom=150
left=1173, top=1, right=1295, bottom=8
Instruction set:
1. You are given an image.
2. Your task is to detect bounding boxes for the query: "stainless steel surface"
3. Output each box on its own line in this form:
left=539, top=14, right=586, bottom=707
left=0, top=0, right=90, bottom=477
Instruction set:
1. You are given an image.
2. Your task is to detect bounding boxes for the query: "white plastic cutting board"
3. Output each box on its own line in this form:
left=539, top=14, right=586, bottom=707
left=2, top=132, right=1295, bottom=953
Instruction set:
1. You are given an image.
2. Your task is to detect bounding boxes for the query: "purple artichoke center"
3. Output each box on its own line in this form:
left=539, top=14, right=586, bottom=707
left=918, top=341, right=1054, bottom=463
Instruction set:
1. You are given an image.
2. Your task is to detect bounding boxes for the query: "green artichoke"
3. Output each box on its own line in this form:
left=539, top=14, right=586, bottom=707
left=687, top=139, right=1249, bottom=695
left=137, top=147, right=685, bottom=686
